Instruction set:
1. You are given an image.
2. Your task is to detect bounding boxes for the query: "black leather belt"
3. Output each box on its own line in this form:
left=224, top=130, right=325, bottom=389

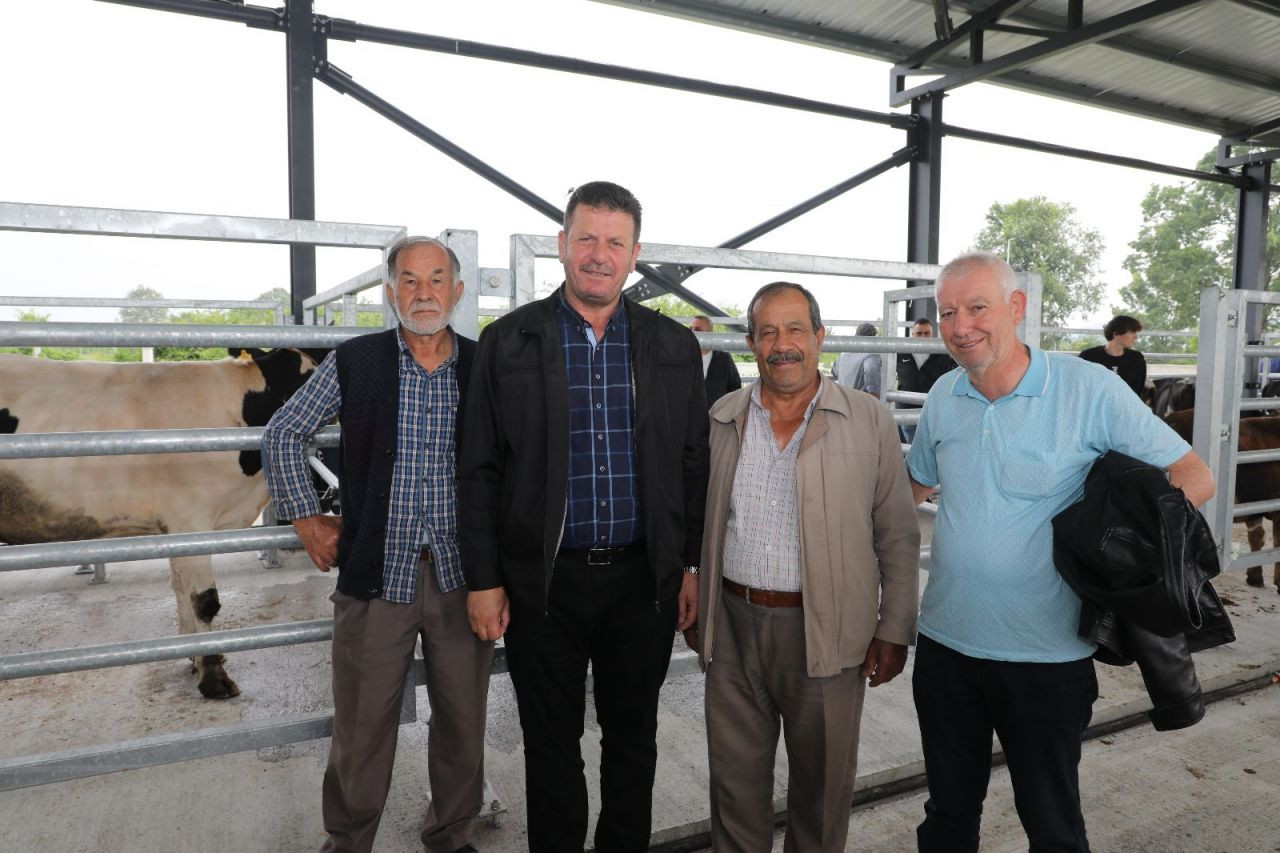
left=559, top=540, right=646, bottom=566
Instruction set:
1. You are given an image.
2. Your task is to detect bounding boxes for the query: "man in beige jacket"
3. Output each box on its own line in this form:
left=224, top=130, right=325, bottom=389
left=688, top=281, right=920, bottom=852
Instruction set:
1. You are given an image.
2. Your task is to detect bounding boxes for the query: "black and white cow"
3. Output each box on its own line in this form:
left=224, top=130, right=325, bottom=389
left=0, top=348, right=326, bottom=698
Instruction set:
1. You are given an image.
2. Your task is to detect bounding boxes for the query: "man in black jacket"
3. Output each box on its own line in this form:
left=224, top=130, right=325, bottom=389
left=690, top=314, right=742, bottom=406
left=460, top=181, right=709, bottom=853
left=263, top=238, right=492, bottom=853
left=896, top=318, right=956, bottom=442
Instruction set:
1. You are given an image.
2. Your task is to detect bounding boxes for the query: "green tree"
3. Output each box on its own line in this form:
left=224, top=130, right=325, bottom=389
left=117, top=285, right=169, bottom=324
left=973, top=196, right=1105, bottom=329
left=1121, top=150, right=1280, bottom=334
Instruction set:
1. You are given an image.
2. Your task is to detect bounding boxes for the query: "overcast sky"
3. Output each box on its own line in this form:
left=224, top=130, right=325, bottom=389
left=0, top=1, right=1217, bottom=329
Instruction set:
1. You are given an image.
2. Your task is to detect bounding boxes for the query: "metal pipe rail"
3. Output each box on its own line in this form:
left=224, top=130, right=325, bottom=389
left=1233, top=497, right=1280, bottom=518
left=694, top=332, right=946, bottom=354
left=0, top=321, right=363, bottom=348
left=0, top=526, right=299, bottom=573
left=303, top=265, right=382, bottom=309
left=1046, top=326, right=1197, bottom=338
left=0, top=620, right=333, bottom=681
left=1047, top=350, right=1199, bottom=364
left=0, top=425, right=341, bottom=460
left=1238, top=447, right=1280, bottom=464
left=0, top=201, right=402, bottom=248
left=884, top=390, right=928, bottom=405
left=0, top=297, right=285, bottom=312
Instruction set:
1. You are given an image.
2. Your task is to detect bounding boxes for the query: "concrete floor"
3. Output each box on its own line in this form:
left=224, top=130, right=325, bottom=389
left=2, top=536, right=1279, bottom=852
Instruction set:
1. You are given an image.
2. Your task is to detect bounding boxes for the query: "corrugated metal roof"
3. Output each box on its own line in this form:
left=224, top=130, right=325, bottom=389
left=598, top=0, right=1280, bottom=145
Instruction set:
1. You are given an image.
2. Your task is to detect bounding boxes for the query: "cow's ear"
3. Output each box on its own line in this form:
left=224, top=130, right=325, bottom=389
left=228, top=348, right=268, bottom=362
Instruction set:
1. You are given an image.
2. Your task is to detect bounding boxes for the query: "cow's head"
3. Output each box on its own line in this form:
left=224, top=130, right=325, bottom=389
left=231, top=347, right=330, bottom=477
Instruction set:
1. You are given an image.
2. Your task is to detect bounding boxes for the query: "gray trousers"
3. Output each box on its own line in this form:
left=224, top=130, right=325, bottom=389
left=321, top=556, right=494, bottom=853
left=706, top=592, right=867, bottom=853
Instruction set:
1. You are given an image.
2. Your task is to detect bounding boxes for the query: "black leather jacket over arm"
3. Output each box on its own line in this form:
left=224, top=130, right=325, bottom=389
left=1053, top=451, right=1234, bottom=731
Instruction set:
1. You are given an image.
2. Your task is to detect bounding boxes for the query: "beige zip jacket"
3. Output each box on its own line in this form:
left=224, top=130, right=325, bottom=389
left=696, top=375, right=921, bottom=678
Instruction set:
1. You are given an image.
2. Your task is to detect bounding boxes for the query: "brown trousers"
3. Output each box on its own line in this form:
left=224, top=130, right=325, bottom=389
left=706, top=592, right=867, bottom=853
left=321, top=556, right=494, bottom=853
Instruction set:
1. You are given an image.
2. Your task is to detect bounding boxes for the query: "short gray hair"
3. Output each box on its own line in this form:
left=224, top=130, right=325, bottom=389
left=855, top=322, right=878, bottom=336
left=936, top=252, right=1018, bottom=301
left=746, top=281, right=822, bottom=339
left=386, top=236, right=461, bottom=283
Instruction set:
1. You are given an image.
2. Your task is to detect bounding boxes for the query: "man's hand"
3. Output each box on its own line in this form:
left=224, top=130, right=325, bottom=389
left=677, top=571, right=699, bottom=632
left=909, top=477, right=937, bottom=506
left=864, top=638, right=908, bottom=687
left=467, top=587, right=510, bottom=641
left=293, top=514, right=341, bottom=572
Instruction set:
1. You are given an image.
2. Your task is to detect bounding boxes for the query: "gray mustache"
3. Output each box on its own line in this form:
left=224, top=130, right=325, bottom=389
left=766, top=351, right=803, bottom=364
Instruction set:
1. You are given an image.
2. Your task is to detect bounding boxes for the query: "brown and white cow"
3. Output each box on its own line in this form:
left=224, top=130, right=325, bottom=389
left=1166, top=409, right=1280, bottom=593
left=0, top=348, right=326, bottom=697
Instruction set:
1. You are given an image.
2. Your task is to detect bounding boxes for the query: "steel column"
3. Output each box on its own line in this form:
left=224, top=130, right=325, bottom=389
left=286, top=0, right=318, bottom=322
left=1234, top=159, right=1273, bottom=396
left=906, top=93, right=943, bottom=323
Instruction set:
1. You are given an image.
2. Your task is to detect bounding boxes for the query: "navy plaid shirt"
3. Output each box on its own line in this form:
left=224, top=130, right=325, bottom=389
left=557, top=289, right=643, bottom=549
left=261, top=329, right=463, bottom=602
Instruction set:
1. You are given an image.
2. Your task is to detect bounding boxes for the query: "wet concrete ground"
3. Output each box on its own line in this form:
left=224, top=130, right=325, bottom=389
left=1, top=528, right=1279, bottom=852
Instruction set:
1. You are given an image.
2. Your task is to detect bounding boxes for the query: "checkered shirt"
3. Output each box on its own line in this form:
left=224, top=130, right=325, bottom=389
left=557, top=289, right=643, bottom=549
left=261, top=330, right=463, bottom=602
left=721, top=382, right=821, bottom=592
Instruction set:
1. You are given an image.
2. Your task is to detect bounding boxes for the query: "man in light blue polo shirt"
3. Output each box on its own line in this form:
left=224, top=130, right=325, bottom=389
left=905, top=252, right=1214, bottom=853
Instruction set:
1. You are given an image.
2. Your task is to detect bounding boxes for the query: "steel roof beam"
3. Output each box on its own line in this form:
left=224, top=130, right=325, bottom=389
left=898, top=0, right=1036, bottom=69
left=943, top=123, right=1246, bottom=186
left=95, top=0, right=280, bottom=28
left=892, top=0, right=1207, bottom=106
left=593, top=0, right=915, bottom=62
left=324, top=17, right=911, bottom=129
left=933, top=0, right=1280, bottom=97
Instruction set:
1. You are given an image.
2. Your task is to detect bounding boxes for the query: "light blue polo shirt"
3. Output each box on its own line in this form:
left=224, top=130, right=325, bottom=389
left=906, top=346, right=1190, bottom=663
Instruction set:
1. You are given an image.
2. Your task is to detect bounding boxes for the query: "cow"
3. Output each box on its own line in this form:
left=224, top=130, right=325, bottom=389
left=1150, top=376, right=1280, bottom=419
left=0, top=348, right=327, bottom=698
left=1166, top=409, right=1280, bottom=593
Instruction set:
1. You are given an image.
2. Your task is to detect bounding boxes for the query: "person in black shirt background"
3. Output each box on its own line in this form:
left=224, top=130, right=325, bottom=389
left=896, top=318, right=957, bottom=442
left=1080, top=314, right=1146, bottom=397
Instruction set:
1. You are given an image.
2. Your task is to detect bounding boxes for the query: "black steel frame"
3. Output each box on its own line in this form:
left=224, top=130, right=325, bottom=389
left=93, top=0, right=1276, bottom=326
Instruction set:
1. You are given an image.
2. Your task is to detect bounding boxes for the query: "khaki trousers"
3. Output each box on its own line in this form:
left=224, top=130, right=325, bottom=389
left=321, top=556, right=494, bottom=853
left=706, top=592, right=867, bottom=853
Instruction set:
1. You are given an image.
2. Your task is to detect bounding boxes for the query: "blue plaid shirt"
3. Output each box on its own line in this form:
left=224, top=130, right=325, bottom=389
left=261, top=330, right=463, bottom=602
left=557, top=289, right=643, bottom=549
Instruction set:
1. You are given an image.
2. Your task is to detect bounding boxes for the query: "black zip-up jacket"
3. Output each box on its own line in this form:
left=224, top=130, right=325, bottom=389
left=458, top=289, right=710, bottom=611
left=895, top=351, right=956, bottom=407
left=1053, top=451, right=1235, bottom=731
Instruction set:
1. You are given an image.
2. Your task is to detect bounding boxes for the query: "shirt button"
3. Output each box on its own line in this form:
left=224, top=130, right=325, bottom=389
left=595, top=373, right=601, bottom=380
left=766, top=545, right=772, bottom=551
left=599, top=465, right=606, bottom=472
left=596, top=402, right=602, bottom=408
left=771, top=500, right=777, bottom=506
left=599, top=500, right=606, bottom=507
left=597, top=433, right=604, bottom=440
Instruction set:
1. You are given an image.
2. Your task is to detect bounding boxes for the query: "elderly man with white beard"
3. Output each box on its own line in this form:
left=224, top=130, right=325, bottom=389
left=263, top=236, right=492, bottom=853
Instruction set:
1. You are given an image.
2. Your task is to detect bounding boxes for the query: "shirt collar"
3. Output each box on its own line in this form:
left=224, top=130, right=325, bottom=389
left=556, top=285, right=627, bottom=333
left=750, top=377, right=823, bottom=420
left=395, top=326, right=458, bottom=369
left=951, top=344, right=1047, bottom=401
